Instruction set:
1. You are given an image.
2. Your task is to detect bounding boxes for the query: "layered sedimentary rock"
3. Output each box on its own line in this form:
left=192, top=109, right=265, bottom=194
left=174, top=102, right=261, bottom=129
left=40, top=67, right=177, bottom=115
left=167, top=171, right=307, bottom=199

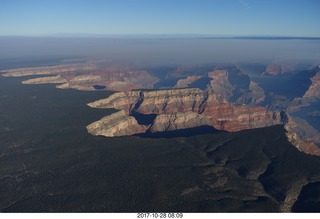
left=86, top=110, right=147, bottom=137
left=87, top=91, right=141, bottom=113
left=22, top=75, right=68, bottom=84
left=149, top=112, right=212, bottom=132
left=88, top=88, right=225, bottom=114
left=202, top=103, right=282, bottom=132
left=2, top=63, right=159, bottom=92
left=56, top=71, right=158, bottom=91
left=57, top=75, right=103, bottom=91
left=207, top=70, right=233, bottom=100
left=87, top=88, right=282, bottom=137
left=303, top=71, right=320, bottom=99
left=285, top=116, right=320, bottom=156
left=206, top=68, right=265, bottom=105
left=135, top=89, right=223, bottom=114
left=1, top=63, right=97, bottom=77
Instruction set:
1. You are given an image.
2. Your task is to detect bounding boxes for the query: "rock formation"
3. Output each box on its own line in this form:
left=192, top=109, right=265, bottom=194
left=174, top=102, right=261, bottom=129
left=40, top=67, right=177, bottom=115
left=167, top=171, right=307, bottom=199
left=235, top=81, right=265, bottom=105
left=87, top=88, right=283, bottom=137
left=202, top=103, right=282, bottom=132
left=2, top=61, right=319, bottom=156
left=1, top=63, right=159, bottom=92
left=86, top=110, right=147, bottom=137
left=285, top=115, right=320, bottom=156
left=206, top=68, right=265, bottom=105
left=303, top=71, right=320, bottom=99
left=174, top=76, right=204, bottom=88
left=22, top=75, right=68, bottom=84
left=207, top=69, right=233, bottom=100
left=1, top=63, right=97, bottom=77
left=88, top=88, right=225, bottom=114
left=263, top=64, right=293, bottom=76
left=57, top=75, right=103, bottom=91
left=149, top=112, right=212, bottom=132
left=87, top=91, right=141, bottom=113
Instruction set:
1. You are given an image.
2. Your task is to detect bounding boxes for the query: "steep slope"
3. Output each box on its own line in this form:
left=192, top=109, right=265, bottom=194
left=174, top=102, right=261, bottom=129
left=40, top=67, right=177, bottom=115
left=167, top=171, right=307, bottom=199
left=207, top=67, right=265, bottom=105
left=303, top=71, right=320, bottom=99
left=86, top=110, right=147, bottom=137
left=22, top=75, right=68, bottom=84
left=87, top=88, right=282, bottom=137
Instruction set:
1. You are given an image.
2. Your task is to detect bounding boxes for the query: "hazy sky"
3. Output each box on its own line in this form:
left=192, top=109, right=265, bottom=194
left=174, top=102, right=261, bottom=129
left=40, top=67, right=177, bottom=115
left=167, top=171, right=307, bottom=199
left=0, top=0, right=319, bottom=37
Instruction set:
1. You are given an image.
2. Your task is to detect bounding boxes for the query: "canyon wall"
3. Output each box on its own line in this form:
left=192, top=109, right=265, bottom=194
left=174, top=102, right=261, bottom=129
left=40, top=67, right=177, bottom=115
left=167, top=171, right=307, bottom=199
left=263, top=64, right=293, bottom=76
left=87, top=88, right=283, bottom=137
left=303, top=71, right=320, bottom=99
left=3, top=62, right=319, bottom=156
left=86, top=110, right=147, bottom=137
left=1, top=63, right=97, bottom=77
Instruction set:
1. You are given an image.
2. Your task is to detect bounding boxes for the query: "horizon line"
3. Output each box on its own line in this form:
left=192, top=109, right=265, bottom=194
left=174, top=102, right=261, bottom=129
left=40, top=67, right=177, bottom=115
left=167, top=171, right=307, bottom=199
left=1, top=33, right=320, bottom=40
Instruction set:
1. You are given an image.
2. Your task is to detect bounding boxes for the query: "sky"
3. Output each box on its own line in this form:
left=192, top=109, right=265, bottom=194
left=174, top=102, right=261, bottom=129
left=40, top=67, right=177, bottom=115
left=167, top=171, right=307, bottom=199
left=0, top=0, right=320, bottom=37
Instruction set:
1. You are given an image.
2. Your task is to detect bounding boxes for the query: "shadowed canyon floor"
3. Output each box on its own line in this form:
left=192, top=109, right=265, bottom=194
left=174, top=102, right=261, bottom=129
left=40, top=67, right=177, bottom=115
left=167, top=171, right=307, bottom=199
left=1, top=76, right=320, bottom=212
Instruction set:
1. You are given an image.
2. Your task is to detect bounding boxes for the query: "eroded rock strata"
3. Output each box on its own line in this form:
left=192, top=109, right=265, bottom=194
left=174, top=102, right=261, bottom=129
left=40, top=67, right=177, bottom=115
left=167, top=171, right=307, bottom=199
left=303, top=71, right=320, bottom=99
left=22, top=75, right=68, bottom=84
left=263, top=64, right=294, bottom=76
left=284, top=116, right=320, bottom=156
left=86, top=110, right=147, bottom=137
left=87, top=88, right=283, bottom=137
left=149, top=112, right=212, bottom=132
left=2, top=63, right=97, bottom=77
left=206, top=68, right=265, bottom=105
left=2, top=62, right=319, bottom=156
left=1, top=63, right=159, bottom=92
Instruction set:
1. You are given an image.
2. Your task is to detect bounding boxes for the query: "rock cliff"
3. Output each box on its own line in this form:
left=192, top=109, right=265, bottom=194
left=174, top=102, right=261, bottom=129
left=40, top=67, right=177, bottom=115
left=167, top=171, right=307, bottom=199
left=303, top=71, right=320, bottom=99
left=88, top=88, right=225, bottom=114
left=149, top=112, right=212, bottom=132
left=135, top=89, right=224, bottom=114
left=86, top=110, right=147, bottom=137
left=56, top=75, right=103, bottom=91
left=263, top=64, right=293, bottom=76
left=285, top=115, right=320, bottom=156
left=235, top=81, right=265, bottom=105
left=2, top=63, right=159, bottom=92
left=202, top=103, right=282, bottom=132
left=87, top=91, right=141, bottom=113
left=22, top=75, right=68, bottom=84
left=1, top=63, right=97, bottom=77
left=87, top=88, right=283, bottom=137
left=207, top=69, right=234, bottom=100
left=206, top=68, right=265, bottom=105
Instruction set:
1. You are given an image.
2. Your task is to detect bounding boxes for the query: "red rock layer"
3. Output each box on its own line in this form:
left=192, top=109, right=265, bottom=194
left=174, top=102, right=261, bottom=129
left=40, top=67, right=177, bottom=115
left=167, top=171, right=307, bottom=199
left=88, top=88, right=282, bottom=136
left=203, top=104, right=281, bottom=132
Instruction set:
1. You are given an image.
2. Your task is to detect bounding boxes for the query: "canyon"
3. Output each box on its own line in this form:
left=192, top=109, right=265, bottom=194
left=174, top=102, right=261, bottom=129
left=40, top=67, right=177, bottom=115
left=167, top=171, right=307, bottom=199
left=1, top=61, right=320, bottom=156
